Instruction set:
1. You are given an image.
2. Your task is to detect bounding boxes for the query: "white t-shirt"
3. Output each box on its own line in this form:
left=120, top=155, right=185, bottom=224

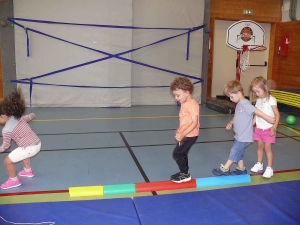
left=255, top=95, right=277, bottom=129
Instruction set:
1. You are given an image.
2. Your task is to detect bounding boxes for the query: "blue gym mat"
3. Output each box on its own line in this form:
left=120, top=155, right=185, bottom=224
left=134, top=180, right=300, bottom=225
left=1, top=181, right=299, bottom=224
left=0, top=198, right=140, bottom=225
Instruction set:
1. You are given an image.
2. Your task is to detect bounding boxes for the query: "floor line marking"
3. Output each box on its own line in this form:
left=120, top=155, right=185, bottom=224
left=119, top=132, right=157, bottom=196
left=280, top=123, right=300, bottom=136
left=32, top=114, right=231, bottom=122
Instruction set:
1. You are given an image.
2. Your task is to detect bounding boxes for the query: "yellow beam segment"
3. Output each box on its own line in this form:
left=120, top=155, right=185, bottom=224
left=69, top=186, right=104, bottom=197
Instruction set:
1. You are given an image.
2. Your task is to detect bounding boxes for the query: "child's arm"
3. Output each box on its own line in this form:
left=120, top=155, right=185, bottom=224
left=23, top=113, right=36, bottom=122
left=175, top=114, right=198, bottom=142
left=270, top=105, right=280, bottom=136
left=0, top=132, right=12, bottom=153
left=226, top=117, right=234, bottom=130
left=252, top=115, right=256, bottom=126
left=254, top=109, right=275, bottom=124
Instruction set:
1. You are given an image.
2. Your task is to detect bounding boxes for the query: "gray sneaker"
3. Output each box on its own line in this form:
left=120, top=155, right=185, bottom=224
left=231, top=167, right=247, bottom=175
left=212, top=164, right=230, bottom=176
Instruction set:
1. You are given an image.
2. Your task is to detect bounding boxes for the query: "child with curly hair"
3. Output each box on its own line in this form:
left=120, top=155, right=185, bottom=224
left=170, top=77, right=199, bottom=183
left=0, top=88, right=41, bottom=189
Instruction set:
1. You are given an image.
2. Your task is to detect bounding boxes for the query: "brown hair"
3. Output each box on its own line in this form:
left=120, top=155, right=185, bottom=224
left=0, top=88, right=26, bottom=119
left=249, top=76, right=270, bottom=103
left=223, top=80, right=244, bottom=96
left=170, top=77, right=194, bottom=94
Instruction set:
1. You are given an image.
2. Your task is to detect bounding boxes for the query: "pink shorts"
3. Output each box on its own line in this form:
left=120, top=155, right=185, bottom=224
left=254, top=127, right=276, bottom=143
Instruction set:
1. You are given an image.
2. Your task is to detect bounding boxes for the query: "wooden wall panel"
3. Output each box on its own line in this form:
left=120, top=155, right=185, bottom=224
left=267, top=23, right=277, bottom=81
left=272, top=21, right=300, bottom=89
left=207, top=18, right=215, bottom=99
left=211, top=0, right=282, bottom=22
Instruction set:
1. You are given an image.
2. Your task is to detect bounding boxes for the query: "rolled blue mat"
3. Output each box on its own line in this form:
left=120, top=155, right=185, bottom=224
left=196, top=174, right=251, bottom=188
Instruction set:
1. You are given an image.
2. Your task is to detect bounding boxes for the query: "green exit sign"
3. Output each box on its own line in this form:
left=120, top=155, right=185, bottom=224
left=243, top=9, right=253, bottom=15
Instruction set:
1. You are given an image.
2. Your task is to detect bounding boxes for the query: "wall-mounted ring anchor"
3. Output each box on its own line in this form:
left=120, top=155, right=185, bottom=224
left=0, top=20, right=7, bottom=27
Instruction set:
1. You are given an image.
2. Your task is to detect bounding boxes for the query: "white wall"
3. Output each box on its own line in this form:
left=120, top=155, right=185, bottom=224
left=14, top=0, right=133, bottom=107
left=132, top=0, right=204, bottom=105
left=212, top=20, right=270, bottom=97
left=13, top=0, right=205, bottom=107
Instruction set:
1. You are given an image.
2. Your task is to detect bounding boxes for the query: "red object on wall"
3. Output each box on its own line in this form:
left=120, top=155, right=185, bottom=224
left=280, top=35, right=289, bottom=56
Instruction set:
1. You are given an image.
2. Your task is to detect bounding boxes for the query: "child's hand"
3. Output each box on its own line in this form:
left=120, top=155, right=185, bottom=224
left=270, top=126, right=276, bottom=136
left=226, top=122, right=233, bottom=130
left=266, top=116, right=276, bottom=124
left=175, top=132, right=184, bottom=142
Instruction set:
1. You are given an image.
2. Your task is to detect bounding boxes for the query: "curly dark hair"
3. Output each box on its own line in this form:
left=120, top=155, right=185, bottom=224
left=170, top=77, right=194, bottom=94
left=0, top=88, right=26, bottom=119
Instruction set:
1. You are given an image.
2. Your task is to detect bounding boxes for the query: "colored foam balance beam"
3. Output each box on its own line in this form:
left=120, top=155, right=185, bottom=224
left=196, top=174, right=251, bottom=188
left=104, top=183, right=136, bottom=195
left=69, top=175, right=250, bottom=197
left=136, top=180, right=196, bottom=192
left=69, top=185, right=104, bottom=197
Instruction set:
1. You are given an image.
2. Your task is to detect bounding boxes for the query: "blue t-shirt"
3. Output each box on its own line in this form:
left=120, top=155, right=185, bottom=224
left=233, top=99, right=256, bottom=142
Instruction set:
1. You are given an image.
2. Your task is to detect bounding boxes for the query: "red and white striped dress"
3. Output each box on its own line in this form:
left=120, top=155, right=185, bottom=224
left=0, top=113, right=40, bottom=152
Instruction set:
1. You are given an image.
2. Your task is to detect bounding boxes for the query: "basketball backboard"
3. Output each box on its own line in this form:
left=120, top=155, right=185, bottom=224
left=226, top=20, right=265, bottom=50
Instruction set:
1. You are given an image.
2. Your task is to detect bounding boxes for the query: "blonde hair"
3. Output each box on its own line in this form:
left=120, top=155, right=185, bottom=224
left=249, top=76, right=270, bottom=103
left=223, top=80, right=244, bottom=96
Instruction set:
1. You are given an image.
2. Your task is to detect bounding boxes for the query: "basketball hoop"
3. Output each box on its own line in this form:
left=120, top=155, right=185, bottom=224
left=226, top=20, right=267, bottom=81
left=238, top=44, right=267, bottom=80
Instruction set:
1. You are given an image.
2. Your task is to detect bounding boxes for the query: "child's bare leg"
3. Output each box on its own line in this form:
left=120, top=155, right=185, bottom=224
left=224, top=160, right=233, bottom=169
left=257, top=140, right=264, bottom=163
left=237, top=160, right=245, bottom=169
left=264, top=143, right=273, bottom=168
left=4, top=156, right=17, bottom=178
left=22, top=158, right=31, bottom=170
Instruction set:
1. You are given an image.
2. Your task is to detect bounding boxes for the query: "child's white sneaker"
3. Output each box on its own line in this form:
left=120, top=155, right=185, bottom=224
left=263, top=167, right=273, bottom=178
left=251, top=162, right=263, bottom=172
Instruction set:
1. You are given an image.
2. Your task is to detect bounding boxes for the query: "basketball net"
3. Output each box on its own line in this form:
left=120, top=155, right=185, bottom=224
left=236, top=45, right=266, bottom=81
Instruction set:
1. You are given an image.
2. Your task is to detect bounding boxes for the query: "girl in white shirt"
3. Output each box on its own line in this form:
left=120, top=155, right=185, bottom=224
left=249, top=76, right=280, bottom=178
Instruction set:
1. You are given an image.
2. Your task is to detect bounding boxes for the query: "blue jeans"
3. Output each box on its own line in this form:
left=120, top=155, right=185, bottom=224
left=228, top=139, right=251, bottom=163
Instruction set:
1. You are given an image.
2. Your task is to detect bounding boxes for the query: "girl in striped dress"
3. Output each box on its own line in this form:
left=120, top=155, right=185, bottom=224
left=0, top=88, right=41, bottom=189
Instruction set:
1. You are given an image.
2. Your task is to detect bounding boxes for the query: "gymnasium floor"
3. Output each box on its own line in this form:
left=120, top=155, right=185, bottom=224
left=0, top=105, right=299, bottom=224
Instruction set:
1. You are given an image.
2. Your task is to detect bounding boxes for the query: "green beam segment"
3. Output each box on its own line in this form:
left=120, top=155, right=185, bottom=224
left=104, top=184, right=136, bottom=195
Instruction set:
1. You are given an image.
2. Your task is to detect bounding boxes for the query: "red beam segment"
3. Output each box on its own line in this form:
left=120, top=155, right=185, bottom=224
left=136, top=179, right=197, bottom=193
left=0, top=189, right=68, bottom=197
